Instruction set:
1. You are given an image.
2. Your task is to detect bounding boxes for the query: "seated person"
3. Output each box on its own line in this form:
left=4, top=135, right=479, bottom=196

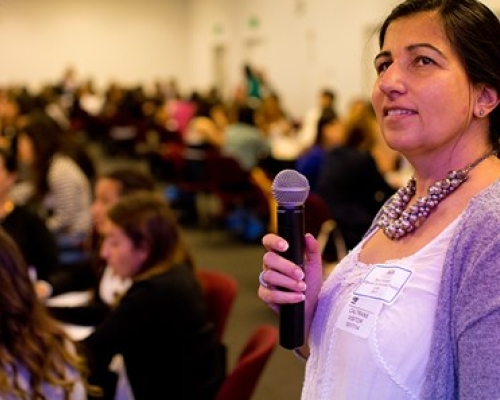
left=47, top=167, right=157, bottom=326
left=316, top=102, right=396, bottom=250
left=16, top=110, right=94, bottom=266
left=222, top=104, right=270, bottom=172
left=81, top=192, right=225, bottom=399
left=0, top=145, right=61, bottom=289
left=0, top=228, right=96, bottom=399
left=295, top=109, right=343, bottom=193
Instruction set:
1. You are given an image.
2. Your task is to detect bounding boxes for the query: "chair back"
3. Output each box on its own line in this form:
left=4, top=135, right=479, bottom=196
left=206, top=153, right=251, bottom=192
left=215, top=324, right=279, bottom=400
left=196, top=269, right=239, bottom=342
left=305, top=192, right=347, bottom=261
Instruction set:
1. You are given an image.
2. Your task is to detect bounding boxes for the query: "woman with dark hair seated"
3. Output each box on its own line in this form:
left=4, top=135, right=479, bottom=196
left=82, top=191, right=225, bottom=400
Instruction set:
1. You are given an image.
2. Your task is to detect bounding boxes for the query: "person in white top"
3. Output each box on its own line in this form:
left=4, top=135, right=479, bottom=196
left=296, top=88, right=337, bottom=153
left=16, top=110, right=95, bottom=267
left=258, top=0, right=500, bottom=398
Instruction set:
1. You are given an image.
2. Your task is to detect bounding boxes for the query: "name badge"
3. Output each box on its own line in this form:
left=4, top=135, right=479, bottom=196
left=335, top=295, right=383, bottom=338
left=354, top=264, right=413, bottom=305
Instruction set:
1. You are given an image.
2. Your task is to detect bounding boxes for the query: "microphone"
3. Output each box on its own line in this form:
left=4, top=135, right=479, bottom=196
left=271, top=169, right=310, bottom=350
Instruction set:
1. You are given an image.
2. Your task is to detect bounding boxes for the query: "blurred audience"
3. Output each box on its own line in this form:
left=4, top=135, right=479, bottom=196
left=295, top=109, right=343, bottom=192
left=183, top=96, right=225, bottom=182
left=256, top=92, right=294, bottom=138
left=296, top=88, right=338, bottom=153
left=0, top=146, right=61, bottom=290
left=316, top=100, right=396, bottom=250
left=343, top=98, right=401, bottom=175
left=222, top=104, right=270, bottom=171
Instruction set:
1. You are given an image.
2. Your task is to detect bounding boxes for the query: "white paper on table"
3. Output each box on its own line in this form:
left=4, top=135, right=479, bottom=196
left=60, top=324, right=95, bottom=341
left=46, top=291, right=93, bottom=307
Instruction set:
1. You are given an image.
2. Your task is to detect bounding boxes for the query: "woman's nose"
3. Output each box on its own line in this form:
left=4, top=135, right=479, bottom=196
left=378, top=65, right=406, bottom=98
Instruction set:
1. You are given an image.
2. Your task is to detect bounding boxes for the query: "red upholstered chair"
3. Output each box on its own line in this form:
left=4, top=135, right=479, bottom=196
left=215, top=324, right=279, bottom=400
left=196, top=269, right=239, bottom=342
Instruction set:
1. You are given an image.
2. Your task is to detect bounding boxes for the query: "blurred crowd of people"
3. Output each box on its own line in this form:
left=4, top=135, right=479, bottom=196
left=0, top=62, right=410, bottom=251
left=0, top=60, right=413, bottom=398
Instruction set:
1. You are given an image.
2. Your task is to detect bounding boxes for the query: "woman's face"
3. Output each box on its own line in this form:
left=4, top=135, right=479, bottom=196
left=99, top=219, right=147, bottom=278
left=323, top=120, right=343, bottom=147
left=371, top=12, right=480, bottom=159
left=17, top=133, right=35, bottom=165
left=91, top=178, right=122, bottom=234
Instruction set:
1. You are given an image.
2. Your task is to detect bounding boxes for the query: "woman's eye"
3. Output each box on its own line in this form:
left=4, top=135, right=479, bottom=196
left=414, top=55, right=434, bottom=66
left=375, top=61, right=391, bottom=75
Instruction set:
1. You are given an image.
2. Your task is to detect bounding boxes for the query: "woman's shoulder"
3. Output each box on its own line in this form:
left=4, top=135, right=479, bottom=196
left=119, top=266, right=202, bottom=313
left=4, top=360, right=86, bottom=400
left=47, top=154, right=90, bottom=184
left=464, top=178, right=500, bottom=222
left=130, top=265, right=198, bottom=296
left=451, top=178, right=500, bottom=252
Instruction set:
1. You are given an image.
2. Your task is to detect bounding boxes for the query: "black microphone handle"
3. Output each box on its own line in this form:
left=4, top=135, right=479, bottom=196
left=277, top=203, right=305, bottom=350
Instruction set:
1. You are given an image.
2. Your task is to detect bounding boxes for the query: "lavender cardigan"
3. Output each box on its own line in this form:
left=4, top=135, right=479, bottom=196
left=370, top=179, right=500, bottom=399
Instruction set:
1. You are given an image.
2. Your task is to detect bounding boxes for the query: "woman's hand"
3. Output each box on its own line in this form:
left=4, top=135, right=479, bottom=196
left=34, top=280, right=53, bottom=300
left=258, top=233, right=323, bottom=337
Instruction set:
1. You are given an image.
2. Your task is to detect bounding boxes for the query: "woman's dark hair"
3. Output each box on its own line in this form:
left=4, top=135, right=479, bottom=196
left=107, top=191, right=195, bottom=275
left=379, top=0, right=500, bottom=148
left=343, top=100, right=377, bottom=150
left=315, top=109, right=338, bottom=146
left=21, top=110, right=96, bottom=197
left=237, top=105, right=256, bottom=126
left=101, top=168, right=156, bottom=196
left=0, top=144, right=18, bottom=173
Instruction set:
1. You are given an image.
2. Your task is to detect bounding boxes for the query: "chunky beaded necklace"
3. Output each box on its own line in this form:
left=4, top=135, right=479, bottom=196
left=377, top=149, right=497, bottom=240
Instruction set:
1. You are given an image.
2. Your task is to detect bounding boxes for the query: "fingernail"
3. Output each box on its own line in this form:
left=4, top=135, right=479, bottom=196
left=294, top=269, right=304, bottom=279
left=298, top=282, right=306, bottom=291
left=278, top=240, right=288, bottom=251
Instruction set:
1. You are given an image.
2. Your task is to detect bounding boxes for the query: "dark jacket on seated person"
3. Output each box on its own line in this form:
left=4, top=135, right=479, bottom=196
left=82, top=264, right=225, bottom=400
left=317, top=146, right=395, bottom=250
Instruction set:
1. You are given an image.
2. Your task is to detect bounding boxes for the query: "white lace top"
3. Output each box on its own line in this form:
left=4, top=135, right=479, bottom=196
left=302, top=215, right=462, bottom=400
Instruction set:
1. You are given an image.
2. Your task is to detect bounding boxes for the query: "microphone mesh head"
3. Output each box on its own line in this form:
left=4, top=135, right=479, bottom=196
left=271, top=169, right=310, bottom=206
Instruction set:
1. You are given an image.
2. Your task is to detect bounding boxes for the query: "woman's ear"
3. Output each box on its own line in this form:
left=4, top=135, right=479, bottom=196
left=475, top=84, right=500, bottom=117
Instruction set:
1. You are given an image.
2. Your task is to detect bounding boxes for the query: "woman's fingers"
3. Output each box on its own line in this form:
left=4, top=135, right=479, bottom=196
left=259, top=233, right=323, bottom=311
left=258, top=284, right=305, bottom=305
left=260, top=266, right=305, bottom=291
left=262, top=233, right=288, bottom=252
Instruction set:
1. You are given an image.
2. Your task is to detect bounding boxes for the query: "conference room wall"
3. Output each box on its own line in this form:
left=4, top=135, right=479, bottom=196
left=0, top=0, right=190, bottom=92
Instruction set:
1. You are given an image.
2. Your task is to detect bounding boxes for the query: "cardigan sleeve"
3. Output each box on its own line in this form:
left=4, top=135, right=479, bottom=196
left=448, top=196, right=500, bottom=399
left=418, top=181, right=500, bottom=399
left=454, top=229, right=500, bottom=398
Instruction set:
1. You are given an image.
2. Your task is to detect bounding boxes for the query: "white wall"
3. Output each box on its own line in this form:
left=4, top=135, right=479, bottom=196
left=0, top=0, right=189, bottom=92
